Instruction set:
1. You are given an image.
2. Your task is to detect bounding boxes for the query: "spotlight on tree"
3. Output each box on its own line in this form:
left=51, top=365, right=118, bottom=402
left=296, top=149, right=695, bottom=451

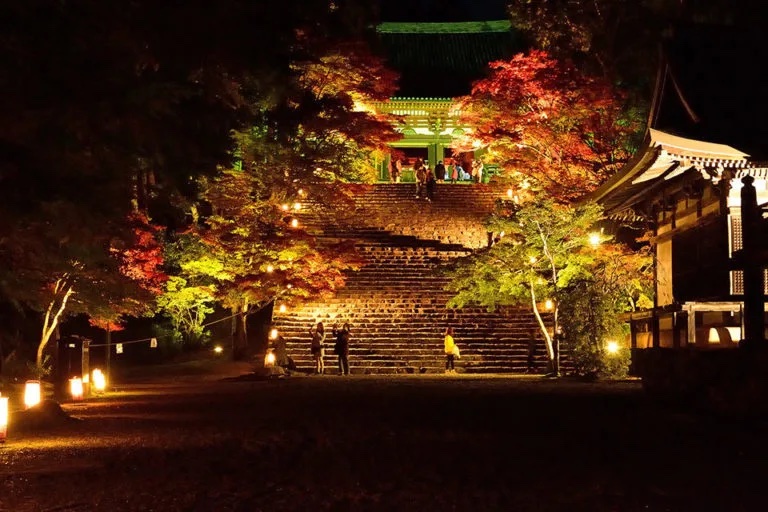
left=589, top=232, right=601, bottom=247
left=605, top=340, right=620, bottom=354
left=266, top=265, right=274, bottom=273
left=544, top=299, right=554, bottom=310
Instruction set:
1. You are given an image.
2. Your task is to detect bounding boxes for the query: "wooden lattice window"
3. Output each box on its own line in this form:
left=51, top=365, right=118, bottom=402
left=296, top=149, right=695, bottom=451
left=729, top=213, right=768, bottom=294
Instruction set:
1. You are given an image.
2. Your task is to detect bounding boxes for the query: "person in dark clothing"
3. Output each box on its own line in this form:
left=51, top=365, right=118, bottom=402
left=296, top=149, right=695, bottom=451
left=434, top=160, right=446, bottom=182
left=414, top=158, right=426, bottom=198
left=425, top=165, right=436, bottom=201
left=309, top=322, right=326, bottom=374
left=526, top=328, right=538, bottom=373
left=333, top=323, right=351, bottom=375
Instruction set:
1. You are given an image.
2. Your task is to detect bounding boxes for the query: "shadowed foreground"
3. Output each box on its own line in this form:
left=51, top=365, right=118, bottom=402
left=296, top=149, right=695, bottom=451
left=1, top=373, right=767, bottom=511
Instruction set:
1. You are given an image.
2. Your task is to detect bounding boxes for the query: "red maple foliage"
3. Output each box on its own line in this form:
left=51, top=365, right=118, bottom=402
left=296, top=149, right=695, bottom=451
left=113, top=212, right=167, bottom=295
left=455, top=50, right=642, bottom=201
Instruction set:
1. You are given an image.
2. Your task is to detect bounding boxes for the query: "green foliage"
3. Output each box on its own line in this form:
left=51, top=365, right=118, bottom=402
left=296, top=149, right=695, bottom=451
left=447, top=197, right=652, bottom=377
left=559, top=281, right=630, bottom=379
left=155, top=276, right=216, bottom=348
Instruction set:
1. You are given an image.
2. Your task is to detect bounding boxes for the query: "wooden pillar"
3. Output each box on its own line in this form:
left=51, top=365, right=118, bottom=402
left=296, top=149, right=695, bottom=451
left=672, top=311, right=682, bottom=348
left=740, top=175, right=765, bottom=346
left=686, top=306, right=696, bottom=347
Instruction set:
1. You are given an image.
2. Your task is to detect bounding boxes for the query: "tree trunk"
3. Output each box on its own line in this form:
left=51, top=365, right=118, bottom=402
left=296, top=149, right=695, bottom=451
left=232, top=300, right=249, bottom=361
left=105, top=326, right=112, bottom=379
left=37, top=281, right=74, bottom=372
left=530, top=284, right=556, bottom=373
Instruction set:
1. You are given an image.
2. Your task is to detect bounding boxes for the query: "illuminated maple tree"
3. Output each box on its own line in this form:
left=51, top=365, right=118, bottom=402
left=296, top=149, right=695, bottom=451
left=447, top=199, right=651, bottom=376
left=455, top=50, right=642, bottom=201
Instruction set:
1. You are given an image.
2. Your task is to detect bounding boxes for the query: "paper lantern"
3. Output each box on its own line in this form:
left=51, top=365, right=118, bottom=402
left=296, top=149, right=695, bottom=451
left=92, top=368, right=107, bottom=393
left=70, top=377, right=84, bottom=401
left=24, top=380, right=41, bottom=409
left=0, top=396, right=8, bottom=443
left=264, top=350, right=276, bottom=367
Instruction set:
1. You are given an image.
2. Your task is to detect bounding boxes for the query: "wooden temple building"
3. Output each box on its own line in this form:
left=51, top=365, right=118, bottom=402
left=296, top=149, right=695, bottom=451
left=369, top=20, right=521, bottom=181
left=590, top=25, right=768, bottom=389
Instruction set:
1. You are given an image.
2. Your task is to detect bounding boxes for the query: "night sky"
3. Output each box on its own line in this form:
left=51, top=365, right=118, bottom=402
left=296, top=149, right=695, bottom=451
left=379, top=0, right=508, bottom=22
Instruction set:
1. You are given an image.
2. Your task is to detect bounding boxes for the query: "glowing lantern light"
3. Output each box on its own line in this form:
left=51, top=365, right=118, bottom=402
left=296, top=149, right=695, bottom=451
left=544, top=299, right=554, bottom=310
left=529, top=256, right=537, bottom=264
left=24, top=380, right=41, bottom=409
left=293, top=202, right=302, bottom=211
left=606, top=341, right=620, bottom=354
left=69, top=377, right=84, bottom=401
left=278, top=304, right=287, bottom=313
left=297, top=189, right=305, bottom=196
left=264, top=350, right=276, bottom=367
left=92, top=369, right=107, bottom=393
left=266, top=264, right=274, bottom=273
left=291, top=218, right=299, bottom=228
left=213, top=345, right=223, bottom=354
left=270, top=328, right=279, bottom=340
left=589, top=232, right=601, bottom=247
left=281, top=204, right=290, bottom=211
left=0, top=395, right=8, bottom=443
left=507, top=188, right=514, bottom=198
left=286, top=284, right=293, bottom=289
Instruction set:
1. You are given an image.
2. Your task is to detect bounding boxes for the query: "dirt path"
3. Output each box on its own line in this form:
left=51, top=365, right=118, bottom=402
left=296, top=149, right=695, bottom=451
left=1, top=374, right=766, bottom=511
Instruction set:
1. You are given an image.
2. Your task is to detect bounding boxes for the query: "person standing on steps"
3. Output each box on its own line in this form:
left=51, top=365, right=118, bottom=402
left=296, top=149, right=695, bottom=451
left=309, top=321, right=326, bottom=374
left=425, top=163, right=436, bottom=202
left=434, top=160, right=446, bottom=182
left=414, top=158, right=426, bottom=198
left=333, top=323, right=351, bottom=375
left=444, top=327, right=459, bottom=374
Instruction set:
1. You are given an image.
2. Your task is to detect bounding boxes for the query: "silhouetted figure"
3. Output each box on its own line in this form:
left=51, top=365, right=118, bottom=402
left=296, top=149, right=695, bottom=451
left=435, top=160, right=446, bottom=181
left=309, top=322, right=325, bottom=374
left=333, top=323, right=351, bottom=375
left=414, top=159, right=426, bottom=198
left=425, top=165, right=436, bottom=201
left=390, top=158, right=401, bottom=183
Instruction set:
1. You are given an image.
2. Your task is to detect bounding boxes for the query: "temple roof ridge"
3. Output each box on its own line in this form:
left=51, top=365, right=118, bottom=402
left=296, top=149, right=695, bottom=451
left=377, top=20, right=512, bottom=34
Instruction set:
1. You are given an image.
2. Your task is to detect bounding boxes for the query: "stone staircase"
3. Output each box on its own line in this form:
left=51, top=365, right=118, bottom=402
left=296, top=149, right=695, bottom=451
left=272, top=183, right=551, bottom=374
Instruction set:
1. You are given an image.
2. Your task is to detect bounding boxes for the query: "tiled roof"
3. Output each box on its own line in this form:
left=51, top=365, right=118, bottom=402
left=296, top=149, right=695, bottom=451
left=374, top=21, right=522, bottom=98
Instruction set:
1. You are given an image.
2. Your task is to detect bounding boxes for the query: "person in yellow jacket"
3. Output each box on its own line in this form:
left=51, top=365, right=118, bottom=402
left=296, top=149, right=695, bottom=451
left=444, top=327, right=459, bottom=374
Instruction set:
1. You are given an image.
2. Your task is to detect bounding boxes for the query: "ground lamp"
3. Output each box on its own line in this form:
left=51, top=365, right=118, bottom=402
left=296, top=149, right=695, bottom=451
left=270, top=328, right=279, bottom=340
left=92, top=369, right=107, bottom=393
left=213, top=345, right=223, bottom=354
left=0, top=394, right=8, bottom=442
left=70, top=377, right=84, bottom=401
left=278, top=304, right=287, bottom=313
left=264, top=349, right=276, bottom=367
left=24, top=380, right=41, bottom=409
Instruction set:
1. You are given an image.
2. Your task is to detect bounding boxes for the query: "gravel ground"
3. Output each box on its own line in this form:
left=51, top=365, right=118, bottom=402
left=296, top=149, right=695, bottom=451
left=2, top=367, right=768, bottom=511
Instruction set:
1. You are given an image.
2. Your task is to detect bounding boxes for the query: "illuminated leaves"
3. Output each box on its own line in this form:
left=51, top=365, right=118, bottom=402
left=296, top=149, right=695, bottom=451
left=455, top=50, right=642, bottom=201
